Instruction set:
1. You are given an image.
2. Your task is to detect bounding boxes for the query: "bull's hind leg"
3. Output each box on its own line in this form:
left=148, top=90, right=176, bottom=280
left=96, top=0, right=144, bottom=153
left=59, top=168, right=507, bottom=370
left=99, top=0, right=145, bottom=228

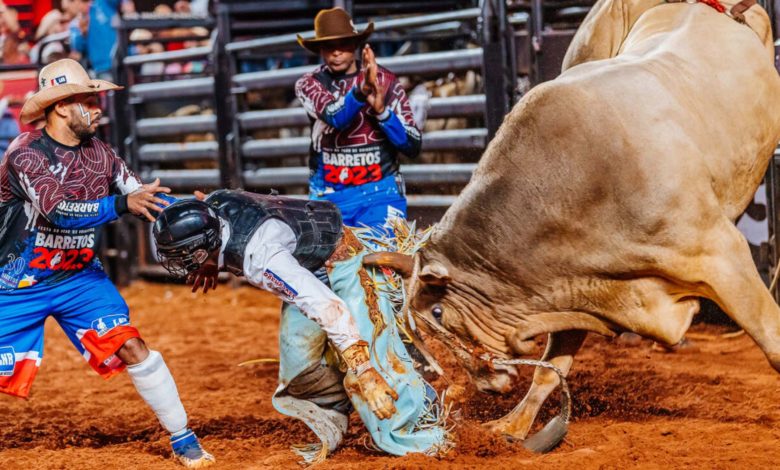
left=484, top=330, right=586, bottom=440
left=694, top=221, right=780, bottom=372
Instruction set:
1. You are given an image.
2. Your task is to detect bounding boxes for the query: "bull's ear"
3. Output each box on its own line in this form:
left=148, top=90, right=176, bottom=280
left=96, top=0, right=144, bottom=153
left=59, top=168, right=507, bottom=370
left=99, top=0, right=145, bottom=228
left=419, top=262, right=451, bottom=286
left=363, top=252, right=414, bottom=278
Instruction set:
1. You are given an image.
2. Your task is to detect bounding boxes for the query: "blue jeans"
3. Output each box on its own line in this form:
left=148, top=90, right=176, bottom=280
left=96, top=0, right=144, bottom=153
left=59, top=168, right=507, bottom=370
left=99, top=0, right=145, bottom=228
left=311, top=175, right=407, bottom=231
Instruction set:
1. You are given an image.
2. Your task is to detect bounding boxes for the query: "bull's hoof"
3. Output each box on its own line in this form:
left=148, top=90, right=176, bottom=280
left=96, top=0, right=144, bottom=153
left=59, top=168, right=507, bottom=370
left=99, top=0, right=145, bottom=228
left=517, top=416, right=568, bottom=453
left=652, top=337, right=699, bottom=354
left=616, top=332, right=643, bottom=347
left=482, top=417, right=516, bottom=436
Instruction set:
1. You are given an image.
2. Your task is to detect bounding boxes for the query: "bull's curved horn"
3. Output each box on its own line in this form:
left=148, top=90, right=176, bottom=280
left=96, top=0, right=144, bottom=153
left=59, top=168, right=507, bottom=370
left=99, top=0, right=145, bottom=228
left=362, top=252, right=414, bottom=278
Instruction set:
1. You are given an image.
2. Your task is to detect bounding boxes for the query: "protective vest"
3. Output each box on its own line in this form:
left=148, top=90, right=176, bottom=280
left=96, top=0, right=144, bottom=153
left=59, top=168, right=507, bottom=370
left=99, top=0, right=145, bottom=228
left=206, top=190, right=343, bottom=275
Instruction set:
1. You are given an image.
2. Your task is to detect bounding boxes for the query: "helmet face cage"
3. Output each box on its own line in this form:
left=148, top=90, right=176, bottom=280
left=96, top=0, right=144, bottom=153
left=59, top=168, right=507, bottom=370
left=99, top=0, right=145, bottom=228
left=156, top=228, right=220, bottom=278
left=158, top=247, right=206, bottom=278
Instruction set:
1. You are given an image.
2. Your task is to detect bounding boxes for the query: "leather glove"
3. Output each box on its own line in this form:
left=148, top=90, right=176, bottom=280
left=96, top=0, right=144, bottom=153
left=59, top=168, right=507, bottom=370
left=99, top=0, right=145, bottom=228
left=342, top=342, right=398, bottom=420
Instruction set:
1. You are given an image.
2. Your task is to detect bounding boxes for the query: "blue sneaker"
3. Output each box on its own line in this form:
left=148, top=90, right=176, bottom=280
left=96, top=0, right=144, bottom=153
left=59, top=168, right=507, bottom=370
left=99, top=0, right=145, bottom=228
left=170, top=429, right=215, bottom=468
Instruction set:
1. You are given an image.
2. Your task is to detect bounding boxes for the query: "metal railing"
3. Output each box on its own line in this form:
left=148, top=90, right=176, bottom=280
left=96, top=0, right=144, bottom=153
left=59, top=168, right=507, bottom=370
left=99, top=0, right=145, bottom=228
left=225, top=8, right=481, bottom=52
left=129, top=76, right=214, bottom=101
left=232, top=48, right=484, bottom=90
left=136, top=114, right=216, bottom=137
left=142, top=163, right=477, bottom=191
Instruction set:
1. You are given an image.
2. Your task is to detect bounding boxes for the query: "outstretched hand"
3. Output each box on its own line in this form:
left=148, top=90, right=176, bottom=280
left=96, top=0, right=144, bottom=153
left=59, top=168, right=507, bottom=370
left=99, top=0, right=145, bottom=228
left=127, top=178, right=172, bottom=222
left=187, top=263, right=219, bottom=294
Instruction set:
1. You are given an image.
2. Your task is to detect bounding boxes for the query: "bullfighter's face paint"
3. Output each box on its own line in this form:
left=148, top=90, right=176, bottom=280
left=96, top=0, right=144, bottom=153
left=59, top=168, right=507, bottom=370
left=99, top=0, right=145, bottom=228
left=69, top=98, right=100, bottom=141
left=78, top=103, right=92, bottom=127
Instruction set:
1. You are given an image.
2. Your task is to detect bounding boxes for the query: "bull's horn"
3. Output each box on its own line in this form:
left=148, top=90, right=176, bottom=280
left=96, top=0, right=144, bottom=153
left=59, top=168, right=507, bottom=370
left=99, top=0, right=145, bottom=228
left=362, top=252, right=414, bottom=278
left=419, top=262, right=451, bottom=286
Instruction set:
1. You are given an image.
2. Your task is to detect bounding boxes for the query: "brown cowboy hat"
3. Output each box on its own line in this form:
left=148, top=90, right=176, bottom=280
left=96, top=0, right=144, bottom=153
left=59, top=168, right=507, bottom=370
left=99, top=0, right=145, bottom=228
left=20, top=58, right=123, bottom=124
left=297, top=7, right=374, bottom=54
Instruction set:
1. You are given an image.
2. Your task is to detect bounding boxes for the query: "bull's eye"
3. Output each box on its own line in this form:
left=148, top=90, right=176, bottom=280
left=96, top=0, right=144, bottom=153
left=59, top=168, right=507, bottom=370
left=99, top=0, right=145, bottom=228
left=431, top=304, right=443, bottom=322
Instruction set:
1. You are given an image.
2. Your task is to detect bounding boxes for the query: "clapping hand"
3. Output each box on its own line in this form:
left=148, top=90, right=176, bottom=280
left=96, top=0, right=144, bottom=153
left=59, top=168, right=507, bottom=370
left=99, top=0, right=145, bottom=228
left=360, top=45, right=386, bottom=115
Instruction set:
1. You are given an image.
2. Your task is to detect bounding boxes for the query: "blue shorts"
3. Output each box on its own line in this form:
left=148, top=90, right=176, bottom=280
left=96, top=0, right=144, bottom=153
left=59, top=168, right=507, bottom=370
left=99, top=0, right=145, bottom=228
left=312, top=175, right=407, bottom=231
left=0, top=270, right=140, bottom=398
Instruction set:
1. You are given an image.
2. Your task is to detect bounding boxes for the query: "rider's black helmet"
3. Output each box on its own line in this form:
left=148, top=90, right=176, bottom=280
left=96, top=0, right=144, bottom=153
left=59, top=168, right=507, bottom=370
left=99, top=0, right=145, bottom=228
left=152, top=199, right=221, bottom=277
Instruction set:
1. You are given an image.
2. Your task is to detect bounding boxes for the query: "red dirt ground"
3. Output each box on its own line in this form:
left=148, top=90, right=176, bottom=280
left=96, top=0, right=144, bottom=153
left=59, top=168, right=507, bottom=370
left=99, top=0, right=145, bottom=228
left=1, top=281, right=779, bottom=469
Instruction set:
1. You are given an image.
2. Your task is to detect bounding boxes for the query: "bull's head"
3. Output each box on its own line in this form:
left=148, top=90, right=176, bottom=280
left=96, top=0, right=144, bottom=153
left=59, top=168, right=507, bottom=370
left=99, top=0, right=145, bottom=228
left=364, top=251, right=516, bottom=394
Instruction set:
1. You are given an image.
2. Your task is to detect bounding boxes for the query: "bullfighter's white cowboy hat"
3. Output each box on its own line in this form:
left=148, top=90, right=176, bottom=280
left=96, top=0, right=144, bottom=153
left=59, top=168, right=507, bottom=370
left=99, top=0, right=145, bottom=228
left=20, top=58, right=122, bottom=124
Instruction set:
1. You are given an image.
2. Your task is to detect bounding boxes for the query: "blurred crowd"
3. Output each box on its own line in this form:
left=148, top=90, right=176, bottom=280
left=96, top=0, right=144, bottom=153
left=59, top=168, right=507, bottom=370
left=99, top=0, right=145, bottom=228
left=129, top=2, right=211, bottom=78
left=0, top=0, right=211, bottom=152
left=0, top=0, right=209, bottom=75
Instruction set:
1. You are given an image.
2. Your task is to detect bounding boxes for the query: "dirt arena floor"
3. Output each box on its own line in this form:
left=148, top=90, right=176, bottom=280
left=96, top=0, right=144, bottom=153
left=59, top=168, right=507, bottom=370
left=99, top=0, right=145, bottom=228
left=2, top=281, right=779, bottom=469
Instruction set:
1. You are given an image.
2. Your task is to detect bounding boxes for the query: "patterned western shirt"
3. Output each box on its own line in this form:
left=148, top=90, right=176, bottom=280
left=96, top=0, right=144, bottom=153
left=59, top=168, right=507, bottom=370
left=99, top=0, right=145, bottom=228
left=0, top=129, right=141, bottom=290
left=295, top=64, right=421, bottom=195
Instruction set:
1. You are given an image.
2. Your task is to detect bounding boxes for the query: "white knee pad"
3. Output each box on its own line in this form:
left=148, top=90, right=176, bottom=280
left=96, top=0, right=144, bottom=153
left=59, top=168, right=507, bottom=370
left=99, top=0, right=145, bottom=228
left=127, top=350, right=188, bottom=434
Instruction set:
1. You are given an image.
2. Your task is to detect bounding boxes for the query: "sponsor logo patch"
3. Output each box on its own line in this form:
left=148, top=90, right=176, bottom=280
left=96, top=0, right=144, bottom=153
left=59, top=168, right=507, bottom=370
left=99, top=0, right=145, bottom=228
left=0, top=346, right=16, bottom=376
left=29, top=228, right=98, bottom=271
left=29, top=247, right=95, bottom=271
left=17, top=275, right=37, bottom=288
left=57, top=201, right=100, bottom=214
left=91, top=315, right=130, bottom=337
left=35, top=232, right=96, bottom=250
left=53, top=75, right=67, bottom=85
left=321, top=149, right=383, bottom=185
left=322, top=150, right=381, bottom=167
left=263, top=270, right=298, bottom=301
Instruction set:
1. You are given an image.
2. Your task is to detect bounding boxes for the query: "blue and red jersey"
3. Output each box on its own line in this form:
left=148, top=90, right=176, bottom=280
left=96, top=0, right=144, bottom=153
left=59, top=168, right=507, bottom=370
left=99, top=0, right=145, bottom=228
left=295, top=64, right=421, bottom=195
left=0, top=129, right=142, bottom=291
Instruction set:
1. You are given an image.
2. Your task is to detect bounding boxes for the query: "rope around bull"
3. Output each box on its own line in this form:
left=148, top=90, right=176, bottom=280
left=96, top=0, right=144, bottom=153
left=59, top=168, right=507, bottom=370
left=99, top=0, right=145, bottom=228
left=476, top=354, right=572, bottom=452
left=487, top=356, right=572, bottom=425
left=414, top=311, right=572, bottom=452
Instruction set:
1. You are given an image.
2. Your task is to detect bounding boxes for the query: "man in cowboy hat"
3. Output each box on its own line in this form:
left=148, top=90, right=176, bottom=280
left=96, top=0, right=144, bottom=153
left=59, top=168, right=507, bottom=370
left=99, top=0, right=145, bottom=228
left=296, top=7, right=421, bottom=232
left=0, top=59, right=214, bottom=468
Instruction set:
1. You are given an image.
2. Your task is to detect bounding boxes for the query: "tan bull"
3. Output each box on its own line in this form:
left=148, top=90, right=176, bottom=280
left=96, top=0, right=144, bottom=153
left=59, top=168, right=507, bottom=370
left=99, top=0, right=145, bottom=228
left=367, top=0, right=780, bottom=451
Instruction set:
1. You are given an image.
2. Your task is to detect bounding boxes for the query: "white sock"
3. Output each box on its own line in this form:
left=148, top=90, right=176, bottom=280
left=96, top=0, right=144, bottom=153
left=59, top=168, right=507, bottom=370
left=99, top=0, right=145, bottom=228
left=127, top=350, right=188, bottom=434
